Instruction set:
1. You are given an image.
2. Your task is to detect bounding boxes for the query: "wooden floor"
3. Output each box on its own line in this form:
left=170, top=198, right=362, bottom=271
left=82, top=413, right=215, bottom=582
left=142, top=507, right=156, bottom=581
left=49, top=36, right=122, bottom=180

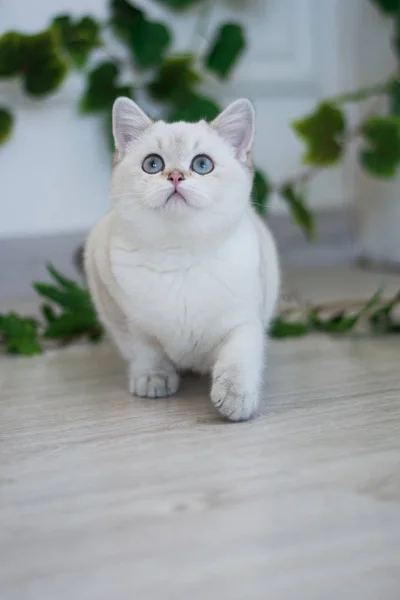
left=1, top=268, right=400, bottom=599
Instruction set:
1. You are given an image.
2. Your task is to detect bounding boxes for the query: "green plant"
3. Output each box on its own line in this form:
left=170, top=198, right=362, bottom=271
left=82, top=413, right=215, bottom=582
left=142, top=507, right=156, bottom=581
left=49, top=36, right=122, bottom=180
left=0, top=265, right=102, bottom=356
left=270, top=288, right=400, bottom=338
left=1, top=267, right=400, bottom=355
left=1, top=0, right=400, bottom=235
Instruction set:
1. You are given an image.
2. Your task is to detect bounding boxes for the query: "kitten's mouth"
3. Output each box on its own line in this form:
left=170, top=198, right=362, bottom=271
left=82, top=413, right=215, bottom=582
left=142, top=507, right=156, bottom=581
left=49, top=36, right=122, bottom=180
left=166, top=191, right=187, bottom=204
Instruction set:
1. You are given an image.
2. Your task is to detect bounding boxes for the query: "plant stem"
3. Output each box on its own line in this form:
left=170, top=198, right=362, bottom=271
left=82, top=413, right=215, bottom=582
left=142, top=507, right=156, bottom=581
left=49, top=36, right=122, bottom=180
left=275, top=167, right=319, bottom=194
left=191, top=0, right=214, bottom=55
left=328, top=81, right=392, bottom=104
left=98, top=40, right=148, bottom=91
left=280, top=296, right=389, bottom=313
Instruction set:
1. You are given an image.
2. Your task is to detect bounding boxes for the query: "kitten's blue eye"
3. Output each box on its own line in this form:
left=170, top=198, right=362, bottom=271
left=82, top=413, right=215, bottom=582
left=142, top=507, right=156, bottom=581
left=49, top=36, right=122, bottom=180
left=142, top=154, right=164, bottom=174
left=191, top=154, right=214, bottom=175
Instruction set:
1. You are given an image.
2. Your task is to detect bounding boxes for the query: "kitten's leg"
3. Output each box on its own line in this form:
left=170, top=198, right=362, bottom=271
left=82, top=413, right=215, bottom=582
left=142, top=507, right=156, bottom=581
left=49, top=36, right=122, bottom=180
left=88, top=276, right=179, bottom=397
left=128, top=336, right=180, bottom=399
left=87, top=270, right=179, bottom=398
left=211, top=322, right=265, bottom=422
left=85, top=232, right=179, bottom=398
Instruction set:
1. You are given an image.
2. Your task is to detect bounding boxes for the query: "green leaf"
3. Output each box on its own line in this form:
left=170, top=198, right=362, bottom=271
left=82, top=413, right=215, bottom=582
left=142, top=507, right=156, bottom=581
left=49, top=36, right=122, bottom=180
left=293, top=103, right=346, bottom=166
left=205, top=23, right=246, bottom=79
left=34, top=282, right=90, bottom=312
left=252, top=170, right=270, bottom=215
left=80, top=62, right=117, bottom=112
left=11, top=337, right=43, bottom=356
left=0, top=312, right=42, bottom=355
left=0, top=31, right=24, bottom=77
left=0, top=29, right=67, bottom=96
left=80, top=62, right=132, bottom=113
left=155, top=0, right=204, bottom=9
left=281, top=184, right=315, bottom=240
left=34, top=265, right=96, bottom=313
left=0, top=108, right=13, bottom=145
left=269, top=317, right=309, bottom=339
left=129, top=13, right=171, bottom=69
left=110, top=0, right=139, bottom=38
left=148, top=55, right=201, bottom=105
left=360, top=116, right=400, bottom=177
left=370, top=0, right=400, bottom=14
left=169, top=94, right=220, bottom=121
left=47, top=264, right=99, bottom=316
left=52, top=14, right=101, bottom=68
left=43, top=312, right=100, bottom=339
left=46, top=264, right=74, bottom=288
left=390, top=79, right=400, bottom=115
left=33, top=264, right=103, bottom=342
left=24, top=56, right=67, bottom=97
left=23, top=30, right=68, bottom=97
left=110, top=1, right=171, bottom=69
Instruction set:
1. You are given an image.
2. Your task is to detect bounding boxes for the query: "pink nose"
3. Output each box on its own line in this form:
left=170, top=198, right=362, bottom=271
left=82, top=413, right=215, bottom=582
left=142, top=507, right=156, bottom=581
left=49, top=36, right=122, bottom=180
left=168, top=171, right=185, bottom=188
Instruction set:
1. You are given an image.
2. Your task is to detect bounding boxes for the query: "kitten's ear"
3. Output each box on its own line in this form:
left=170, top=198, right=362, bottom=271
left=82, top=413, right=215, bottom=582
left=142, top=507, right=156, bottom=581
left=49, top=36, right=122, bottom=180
left=112, top=97, right=152, bottom=155
left=211, top=99, right=255, bottom=161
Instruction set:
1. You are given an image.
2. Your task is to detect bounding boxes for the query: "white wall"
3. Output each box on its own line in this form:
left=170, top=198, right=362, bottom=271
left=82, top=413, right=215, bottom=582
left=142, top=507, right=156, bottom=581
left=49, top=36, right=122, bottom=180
left=0, top=0, right=356, bottom=238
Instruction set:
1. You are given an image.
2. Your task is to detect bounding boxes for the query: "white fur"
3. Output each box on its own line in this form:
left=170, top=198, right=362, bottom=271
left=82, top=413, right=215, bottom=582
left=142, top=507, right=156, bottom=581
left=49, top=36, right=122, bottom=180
left=85, top=98, right=280, bottom=421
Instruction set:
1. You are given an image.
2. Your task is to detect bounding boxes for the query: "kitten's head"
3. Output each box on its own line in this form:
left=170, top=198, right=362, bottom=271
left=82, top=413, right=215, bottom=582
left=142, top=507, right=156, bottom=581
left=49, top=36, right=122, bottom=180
left=111, top=97, right=255, bottom=242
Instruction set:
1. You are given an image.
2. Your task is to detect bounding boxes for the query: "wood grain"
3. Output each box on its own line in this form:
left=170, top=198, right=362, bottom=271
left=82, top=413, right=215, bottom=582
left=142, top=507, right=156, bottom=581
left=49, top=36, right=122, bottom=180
left=1, top=329, right=400, bottom=600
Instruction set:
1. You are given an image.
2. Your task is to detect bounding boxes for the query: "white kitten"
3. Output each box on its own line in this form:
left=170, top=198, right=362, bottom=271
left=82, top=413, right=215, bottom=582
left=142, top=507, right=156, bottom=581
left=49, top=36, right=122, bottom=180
left=85, top=97, right=279, bottom=421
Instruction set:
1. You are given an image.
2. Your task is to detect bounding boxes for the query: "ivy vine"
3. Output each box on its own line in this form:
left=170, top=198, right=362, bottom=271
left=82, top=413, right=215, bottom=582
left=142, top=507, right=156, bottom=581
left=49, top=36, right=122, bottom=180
left=1, top=266, right=399, bottom=356
left=1, top=0, right=400, bottom=236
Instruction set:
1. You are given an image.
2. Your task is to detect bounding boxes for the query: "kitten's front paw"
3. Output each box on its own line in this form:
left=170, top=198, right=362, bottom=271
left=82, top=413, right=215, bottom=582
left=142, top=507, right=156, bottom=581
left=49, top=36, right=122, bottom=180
left=211, top=370, right=259, bottom=422
left=130, top=371, right=180, bottom=399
